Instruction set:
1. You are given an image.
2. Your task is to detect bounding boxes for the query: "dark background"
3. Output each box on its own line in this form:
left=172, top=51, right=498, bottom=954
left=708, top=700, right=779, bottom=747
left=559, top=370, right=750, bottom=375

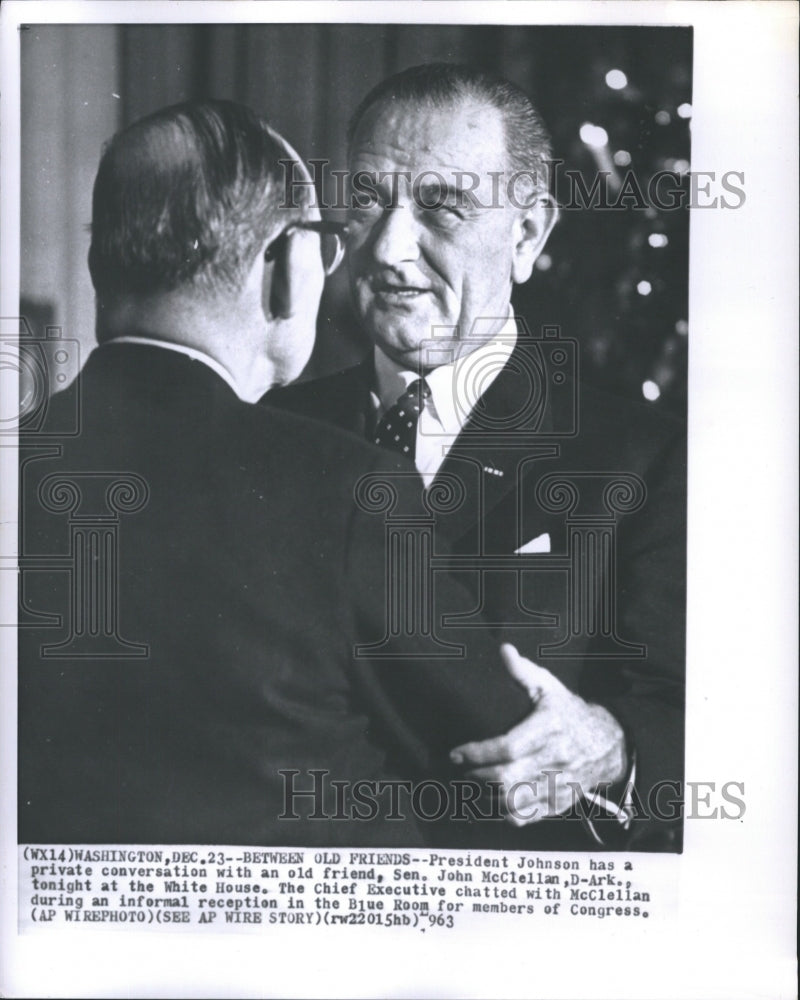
left=21, top=23, right=691, bottom=414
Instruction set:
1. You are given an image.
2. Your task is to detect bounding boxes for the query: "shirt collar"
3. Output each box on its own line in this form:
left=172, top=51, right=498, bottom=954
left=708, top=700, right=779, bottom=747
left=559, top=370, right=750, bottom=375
left=106, top=335, right=242, bottom=397
left=372, top=312, right=518, bottom=435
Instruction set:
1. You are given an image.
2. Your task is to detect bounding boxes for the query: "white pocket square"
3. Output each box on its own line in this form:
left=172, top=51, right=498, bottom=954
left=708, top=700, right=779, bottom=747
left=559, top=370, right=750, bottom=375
left=515, top=532, right=551, bottom=555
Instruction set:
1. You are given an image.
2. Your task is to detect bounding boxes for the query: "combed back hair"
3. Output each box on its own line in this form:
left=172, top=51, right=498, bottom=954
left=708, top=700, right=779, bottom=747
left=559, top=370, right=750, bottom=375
left=89, top=99, right=304, bottom=302
left=347, top=63, right=553, bottom=187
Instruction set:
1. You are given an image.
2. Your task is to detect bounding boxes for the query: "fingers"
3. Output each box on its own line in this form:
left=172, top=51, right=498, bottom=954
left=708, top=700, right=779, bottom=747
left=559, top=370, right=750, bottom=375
left=449, top=648, right=569, bottom=768
left=446, top=644, right=628, bottom=829
left=464, top=752, right=565, bottom=786
left=498, top=642, right=559, bottom=700
left=450, top=717, right=552, bottom=768
left=482, top=771, right=581, bottom=827
left=450, top=734, right=511, bottom=768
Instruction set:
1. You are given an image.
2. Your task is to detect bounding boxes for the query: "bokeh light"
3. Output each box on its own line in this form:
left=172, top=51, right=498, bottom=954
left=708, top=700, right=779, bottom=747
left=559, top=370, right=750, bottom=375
left=605, top=69, right=628, bottom=90
left=642, top=380, right=661, bottom=401
left=579, top=122, right=609, bottom=148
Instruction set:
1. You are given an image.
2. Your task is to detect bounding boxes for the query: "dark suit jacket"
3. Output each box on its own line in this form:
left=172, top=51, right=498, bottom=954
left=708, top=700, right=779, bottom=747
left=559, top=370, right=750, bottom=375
left=18, top=343, right=535, bottom=847
left=267, top=327, right=687, bottom=850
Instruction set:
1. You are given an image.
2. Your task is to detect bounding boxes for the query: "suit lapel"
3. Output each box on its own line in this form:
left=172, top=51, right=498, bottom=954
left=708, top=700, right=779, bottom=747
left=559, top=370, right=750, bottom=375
left=329, top=355, right=376, bottom=440
left=265, top=355, right=376, bottom=439
left=277, top=337, right=564, bottom=548
left=433, top=338, right=558, bottom=548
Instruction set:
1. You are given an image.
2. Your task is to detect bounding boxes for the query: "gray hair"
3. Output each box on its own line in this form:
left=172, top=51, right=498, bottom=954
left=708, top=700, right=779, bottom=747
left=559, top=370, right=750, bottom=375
left=348, top=62, right=553, bottom=186
left=89, top=99, right=306, bottom=302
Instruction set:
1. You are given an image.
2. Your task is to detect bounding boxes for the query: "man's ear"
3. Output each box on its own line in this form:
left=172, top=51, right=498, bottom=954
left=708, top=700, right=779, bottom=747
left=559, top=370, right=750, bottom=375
left=260, top=234, right=292, bottom=320
left=511, top=193, right=559, bottom=285
left=262, top=230, right=324, bottom=320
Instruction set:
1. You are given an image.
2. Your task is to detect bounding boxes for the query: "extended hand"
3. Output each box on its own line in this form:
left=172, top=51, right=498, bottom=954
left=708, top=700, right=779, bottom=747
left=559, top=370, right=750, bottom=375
left=450, top=644, right=627, bottom=826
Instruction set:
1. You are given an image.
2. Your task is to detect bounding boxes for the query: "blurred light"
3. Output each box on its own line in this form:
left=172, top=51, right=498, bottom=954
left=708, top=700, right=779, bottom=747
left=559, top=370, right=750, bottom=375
left=579, top=122, right=609, bottom=148
left=655, top=110, right=671, bottom=125
left=673, top=159, right=690, bottom=175
left=644, top=207, right=658, bottom=220
left=648, top=233, right=669, bottom=248
left=613, top=149, right=632, bottom=166
left=677, top=103, right=692, bottom=119
left=675, top=319, right=689, bottom=336
left=605, top=69, right=628, bottom=90
left=637, top=280, right=652, bottom=296
left=535, top=253, right=552, bottom=272
left=642, top=380, right=661, bottom=402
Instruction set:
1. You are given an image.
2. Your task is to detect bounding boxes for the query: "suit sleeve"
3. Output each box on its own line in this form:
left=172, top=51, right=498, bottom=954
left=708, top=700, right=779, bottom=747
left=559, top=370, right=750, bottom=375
left=342, top=454, right=532, bottom=774
left=578, top=431, right=686, bottom=849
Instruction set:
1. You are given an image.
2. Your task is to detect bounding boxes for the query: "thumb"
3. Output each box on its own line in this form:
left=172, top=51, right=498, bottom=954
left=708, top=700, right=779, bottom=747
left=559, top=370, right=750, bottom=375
left=499, top=642, right=564, bottom=702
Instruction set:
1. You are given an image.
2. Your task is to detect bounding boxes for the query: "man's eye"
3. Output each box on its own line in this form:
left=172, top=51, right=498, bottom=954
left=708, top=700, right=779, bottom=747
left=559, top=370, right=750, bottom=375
left=424, top=201, right=463, bottom=223
left=415, top=189, right=464, bottom=219
left=347, top=207, right=377, bottom=228
left=348, top=192, right=381, bottom=217
left=351, top=195, right=379, bottom=210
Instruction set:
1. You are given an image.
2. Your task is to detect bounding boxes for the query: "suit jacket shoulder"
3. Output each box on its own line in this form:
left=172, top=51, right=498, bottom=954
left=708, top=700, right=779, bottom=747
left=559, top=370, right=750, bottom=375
left=19, top=343, right=533, bottom=847
left=265, top=357, right=374, bottom=440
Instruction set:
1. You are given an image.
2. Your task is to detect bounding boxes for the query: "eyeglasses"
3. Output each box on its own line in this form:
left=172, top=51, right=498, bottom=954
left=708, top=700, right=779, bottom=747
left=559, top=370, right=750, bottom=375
left=264, top=220, right=349, bottom=276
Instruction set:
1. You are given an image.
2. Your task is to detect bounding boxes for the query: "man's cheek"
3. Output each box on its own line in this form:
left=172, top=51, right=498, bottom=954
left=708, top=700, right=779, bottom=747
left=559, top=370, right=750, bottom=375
left=348, top=270, right=372, bottom=309
left=346, top=240, right=373, bottom=280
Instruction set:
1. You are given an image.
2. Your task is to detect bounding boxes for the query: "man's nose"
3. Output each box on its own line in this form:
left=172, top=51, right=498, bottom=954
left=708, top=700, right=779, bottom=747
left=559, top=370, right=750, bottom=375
left=370, top=205, right=421, bottom=267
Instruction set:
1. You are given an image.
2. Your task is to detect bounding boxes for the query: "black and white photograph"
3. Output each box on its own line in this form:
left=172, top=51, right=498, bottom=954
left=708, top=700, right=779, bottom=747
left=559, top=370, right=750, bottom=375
left=16, top=19, right=690, bottom=851
left=0, top=2, right=796, bottom=999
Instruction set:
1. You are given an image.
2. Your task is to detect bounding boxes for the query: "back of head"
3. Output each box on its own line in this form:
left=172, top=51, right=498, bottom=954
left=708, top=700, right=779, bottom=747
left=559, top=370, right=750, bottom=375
left=348, top=62, right=553, bottom=185
left=89, top=100, right=297, bottom=321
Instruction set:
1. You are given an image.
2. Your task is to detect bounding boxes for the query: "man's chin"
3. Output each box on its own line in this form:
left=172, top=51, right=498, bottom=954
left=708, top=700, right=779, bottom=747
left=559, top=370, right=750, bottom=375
left=365, top=316, right=457, bottom=364
left=372, top=340, right=426, bottom=371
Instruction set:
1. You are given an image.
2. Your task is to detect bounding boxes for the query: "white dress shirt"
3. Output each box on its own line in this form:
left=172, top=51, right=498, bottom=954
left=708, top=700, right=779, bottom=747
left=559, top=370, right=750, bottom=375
left=372, top=314, right=518, bottom=487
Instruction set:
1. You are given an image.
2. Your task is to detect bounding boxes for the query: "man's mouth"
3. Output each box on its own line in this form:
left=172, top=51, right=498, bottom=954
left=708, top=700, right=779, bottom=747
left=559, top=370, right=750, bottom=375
left=371, top=279, right=430, bottom=302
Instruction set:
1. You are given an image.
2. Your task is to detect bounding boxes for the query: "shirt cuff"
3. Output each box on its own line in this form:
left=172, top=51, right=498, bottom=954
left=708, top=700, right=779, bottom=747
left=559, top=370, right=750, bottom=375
left=581, top=749, right=638, bottom=847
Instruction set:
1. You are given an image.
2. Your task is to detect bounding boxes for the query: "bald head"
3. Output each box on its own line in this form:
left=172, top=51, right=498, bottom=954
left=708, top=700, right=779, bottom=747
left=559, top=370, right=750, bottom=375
left=88, top=99, right=310, bottom=307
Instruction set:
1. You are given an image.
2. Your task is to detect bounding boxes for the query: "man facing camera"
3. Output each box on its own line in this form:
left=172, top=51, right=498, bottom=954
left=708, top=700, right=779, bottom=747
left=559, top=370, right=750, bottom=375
left=19, top=99, right=559, bottom=848
left=268, top=64, right=687, bottom=850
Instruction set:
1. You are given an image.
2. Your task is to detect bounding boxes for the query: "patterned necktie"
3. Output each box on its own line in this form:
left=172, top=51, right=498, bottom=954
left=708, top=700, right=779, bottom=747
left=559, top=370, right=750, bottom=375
left=373, top=378, right=431, bottom=460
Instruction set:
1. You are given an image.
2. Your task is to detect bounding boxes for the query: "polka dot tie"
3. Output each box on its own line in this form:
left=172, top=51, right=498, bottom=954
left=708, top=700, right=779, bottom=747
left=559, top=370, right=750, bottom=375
left=373, top=378, right=431, bottom=460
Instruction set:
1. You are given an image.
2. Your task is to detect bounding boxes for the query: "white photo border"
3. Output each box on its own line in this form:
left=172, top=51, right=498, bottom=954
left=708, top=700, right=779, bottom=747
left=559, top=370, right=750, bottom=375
left=1, top=3, right=797, bottom=998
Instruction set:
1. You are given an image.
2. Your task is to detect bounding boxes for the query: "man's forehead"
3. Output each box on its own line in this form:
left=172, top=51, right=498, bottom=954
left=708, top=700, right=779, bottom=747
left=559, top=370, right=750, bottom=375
left=350, top=96, right=507, bottom=173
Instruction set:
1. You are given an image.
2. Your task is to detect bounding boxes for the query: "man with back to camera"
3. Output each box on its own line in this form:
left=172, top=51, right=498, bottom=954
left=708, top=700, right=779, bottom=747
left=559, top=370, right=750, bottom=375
left=268, top=64, right=687, bottom=850
left=19, top=98, right=622, bottom=848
